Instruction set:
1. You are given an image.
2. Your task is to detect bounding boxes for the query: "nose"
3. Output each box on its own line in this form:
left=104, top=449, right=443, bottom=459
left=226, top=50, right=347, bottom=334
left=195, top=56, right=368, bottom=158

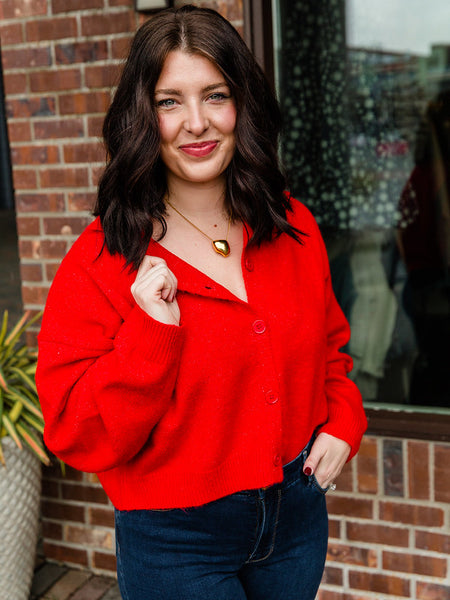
left=184, top=102, right=209, bottom=136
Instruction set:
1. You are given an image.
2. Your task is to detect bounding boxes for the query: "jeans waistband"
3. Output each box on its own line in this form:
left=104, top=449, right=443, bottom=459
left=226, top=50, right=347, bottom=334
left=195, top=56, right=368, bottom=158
left=281, top=434, right=315, bottom=484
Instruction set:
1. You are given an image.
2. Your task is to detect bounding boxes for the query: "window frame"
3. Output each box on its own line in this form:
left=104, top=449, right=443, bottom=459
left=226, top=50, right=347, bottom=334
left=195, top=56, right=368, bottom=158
left=0, top=45, right=14, bottom=210
left=246, top=0, right=450, bottom=442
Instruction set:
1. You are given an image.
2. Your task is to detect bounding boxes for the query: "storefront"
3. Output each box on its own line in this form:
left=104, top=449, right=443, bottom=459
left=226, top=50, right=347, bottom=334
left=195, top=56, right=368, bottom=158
left=0, top=1, right=449, bottom=597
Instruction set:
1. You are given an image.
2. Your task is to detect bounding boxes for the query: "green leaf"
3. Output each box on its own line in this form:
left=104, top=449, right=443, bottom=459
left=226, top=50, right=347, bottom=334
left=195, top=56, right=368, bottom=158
left=5, top=387, right=43, bottom=420
left=9, top=366, right=37, bottom=394
left=16, top=422, right=50, bottom=465
left=2, top=414, right=22, bottom=449
left=21, top=411, right=45, bottom=435
left=0, top=311, right=8, bottom=347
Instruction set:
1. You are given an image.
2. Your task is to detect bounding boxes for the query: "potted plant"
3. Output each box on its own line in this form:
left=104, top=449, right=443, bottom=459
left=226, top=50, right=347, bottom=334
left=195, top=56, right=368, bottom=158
left=0, top=309, right=50, bottom=600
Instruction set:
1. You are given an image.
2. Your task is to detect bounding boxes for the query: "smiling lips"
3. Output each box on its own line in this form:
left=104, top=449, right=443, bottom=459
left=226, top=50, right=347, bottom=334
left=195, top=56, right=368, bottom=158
left=179, top=141, right=218, bottom=157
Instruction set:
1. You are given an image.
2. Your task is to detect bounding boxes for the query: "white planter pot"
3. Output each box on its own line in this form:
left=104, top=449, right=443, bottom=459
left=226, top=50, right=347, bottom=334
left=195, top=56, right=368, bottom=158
left=0, top=437, right=42, bottom=600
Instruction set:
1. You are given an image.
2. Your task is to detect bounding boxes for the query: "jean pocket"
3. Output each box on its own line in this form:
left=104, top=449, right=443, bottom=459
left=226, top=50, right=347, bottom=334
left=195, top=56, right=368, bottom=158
left=309, top=474, right=330, bottom=495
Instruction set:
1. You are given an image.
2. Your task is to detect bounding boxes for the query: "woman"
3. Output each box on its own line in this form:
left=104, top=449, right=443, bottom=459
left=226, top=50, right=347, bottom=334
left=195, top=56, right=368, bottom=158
left=36, top=5, right=367, bottom=599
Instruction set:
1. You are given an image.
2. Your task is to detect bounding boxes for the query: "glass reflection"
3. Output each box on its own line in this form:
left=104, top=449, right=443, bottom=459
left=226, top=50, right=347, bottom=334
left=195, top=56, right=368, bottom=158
left=274, top=0, right=450, bottom=408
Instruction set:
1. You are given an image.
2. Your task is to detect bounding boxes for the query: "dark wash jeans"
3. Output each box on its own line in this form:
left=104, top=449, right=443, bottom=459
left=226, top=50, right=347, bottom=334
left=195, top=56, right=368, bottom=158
left=115, top=439, right=328, bottom=600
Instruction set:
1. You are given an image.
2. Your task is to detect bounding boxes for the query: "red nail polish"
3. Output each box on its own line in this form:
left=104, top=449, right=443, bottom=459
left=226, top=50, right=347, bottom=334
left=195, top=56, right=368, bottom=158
left=304, top=466, right=312, bottom=476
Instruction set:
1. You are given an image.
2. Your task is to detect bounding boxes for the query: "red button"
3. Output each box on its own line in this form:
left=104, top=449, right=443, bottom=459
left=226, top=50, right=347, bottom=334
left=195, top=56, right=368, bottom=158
left=273, top=454, right=282, bottom=467
left=253, top=320, right=266, bottom=334
left=266, top=391, right=278, bottom=404
left=245, top=259, right=254, bottom=272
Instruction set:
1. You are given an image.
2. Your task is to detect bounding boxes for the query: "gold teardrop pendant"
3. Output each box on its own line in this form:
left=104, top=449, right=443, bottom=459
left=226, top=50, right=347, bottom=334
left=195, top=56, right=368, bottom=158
left=212, top=240, right=230, bottom=257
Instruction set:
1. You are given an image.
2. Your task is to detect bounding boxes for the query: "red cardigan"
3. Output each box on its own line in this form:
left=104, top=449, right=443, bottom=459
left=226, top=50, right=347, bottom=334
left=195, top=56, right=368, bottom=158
left=37, top=199, right=366, bottom=509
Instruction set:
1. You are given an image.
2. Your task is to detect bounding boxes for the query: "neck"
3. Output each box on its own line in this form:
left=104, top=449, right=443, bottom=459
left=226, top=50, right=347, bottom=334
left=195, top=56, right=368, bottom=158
left=166, top=179, right=227, bottom=216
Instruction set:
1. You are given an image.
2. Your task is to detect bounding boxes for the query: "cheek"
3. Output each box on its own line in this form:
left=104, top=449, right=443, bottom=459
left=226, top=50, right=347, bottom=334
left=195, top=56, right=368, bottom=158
left=222, top=105, right=237, bottom=134
left=158, top=115, right=176, bottom=145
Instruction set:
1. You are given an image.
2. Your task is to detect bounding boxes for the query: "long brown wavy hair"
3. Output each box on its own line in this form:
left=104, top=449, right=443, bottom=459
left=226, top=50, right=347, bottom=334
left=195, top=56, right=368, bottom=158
left=94, top=4, right=304, bottom=270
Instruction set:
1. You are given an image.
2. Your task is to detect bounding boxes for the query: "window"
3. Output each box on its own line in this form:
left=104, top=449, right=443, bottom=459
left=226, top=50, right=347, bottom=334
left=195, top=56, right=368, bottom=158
left=0, top=46, right=22, bottom=322
left=270, top=0, right=450, bottom=438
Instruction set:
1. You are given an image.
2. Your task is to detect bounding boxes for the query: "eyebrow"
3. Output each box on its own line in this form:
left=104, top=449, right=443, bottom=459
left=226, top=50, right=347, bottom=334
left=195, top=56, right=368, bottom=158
left=154, top=82, right=229, bottom=96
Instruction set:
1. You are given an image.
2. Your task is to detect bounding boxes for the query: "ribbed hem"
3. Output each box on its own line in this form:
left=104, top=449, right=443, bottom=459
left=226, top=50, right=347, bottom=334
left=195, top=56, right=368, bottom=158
left=99, top=451, right=285, bottom=510
left=115, top=305, right=183, bottom=364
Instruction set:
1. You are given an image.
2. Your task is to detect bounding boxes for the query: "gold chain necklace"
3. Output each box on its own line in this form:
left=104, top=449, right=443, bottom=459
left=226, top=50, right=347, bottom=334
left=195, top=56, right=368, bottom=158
left=166, top=199, right=231, bottom=257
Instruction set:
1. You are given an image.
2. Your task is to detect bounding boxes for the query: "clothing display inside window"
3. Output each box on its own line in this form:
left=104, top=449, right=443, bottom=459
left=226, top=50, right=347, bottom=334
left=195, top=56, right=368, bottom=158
left=274, top=0, right=450, bottom=408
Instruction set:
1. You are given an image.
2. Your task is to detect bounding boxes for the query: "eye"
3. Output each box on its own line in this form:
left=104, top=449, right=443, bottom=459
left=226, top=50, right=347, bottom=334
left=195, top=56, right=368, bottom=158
left=156, top=98, right=177, bottom=108
left=208, top=92, right=230, bottom=102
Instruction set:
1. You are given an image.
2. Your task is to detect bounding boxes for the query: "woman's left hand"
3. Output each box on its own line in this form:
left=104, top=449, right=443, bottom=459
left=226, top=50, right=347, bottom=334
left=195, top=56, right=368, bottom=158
left=302, top=432, right=351, bottom=490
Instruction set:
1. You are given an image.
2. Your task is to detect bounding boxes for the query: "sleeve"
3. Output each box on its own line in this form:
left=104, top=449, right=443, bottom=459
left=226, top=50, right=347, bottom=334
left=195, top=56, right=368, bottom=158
left=313, top=218, right=367, bottom=459
left=36, top=243, right=184, bottom=473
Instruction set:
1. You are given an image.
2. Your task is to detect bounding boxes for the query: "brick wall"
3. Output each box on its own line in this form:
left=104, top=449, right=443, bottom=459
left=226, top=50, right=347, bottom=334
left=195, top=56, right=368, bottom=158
left=1, top=1, right=449, bottom=598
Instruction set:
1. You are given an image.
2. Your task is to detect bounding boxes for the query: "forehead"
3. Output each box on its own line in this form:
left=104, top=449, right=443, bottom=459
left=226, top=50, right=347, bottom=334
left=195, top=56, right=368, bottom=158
left=156, top=50, right=225, bottom=89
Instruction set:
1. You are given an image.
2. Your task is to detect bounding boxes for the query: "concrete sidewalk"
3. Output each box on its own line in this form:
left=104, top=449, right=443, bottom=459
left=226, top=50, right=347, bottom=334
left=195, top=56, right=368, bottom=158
left=30, top=562, right=121, bottom=600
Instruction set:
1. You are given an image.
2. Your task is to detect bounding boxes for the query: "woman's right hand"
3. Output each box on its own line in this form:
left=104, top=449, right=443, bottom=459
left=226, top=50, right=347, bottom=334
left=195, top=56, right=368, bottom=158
left=131, top=256, right=180, bottom=325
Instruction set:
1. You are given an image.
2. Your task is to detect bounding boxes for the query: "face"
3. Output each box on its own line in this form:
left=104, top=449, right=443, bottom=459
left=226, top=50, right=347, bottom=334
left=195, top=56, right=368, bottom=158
left=154, top=50, right=237, bottom=189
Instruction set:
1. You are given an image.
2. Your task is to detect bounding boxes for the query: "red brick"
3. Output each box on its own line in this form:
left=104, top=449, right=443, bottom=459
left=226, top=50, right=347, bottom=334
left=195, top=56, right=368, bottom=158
left=88, top=507, right=115, bottom=528
left=16, top=193, right=65, bottom=213
left=43, top=542, right=88, bottom=567
left=349, top=571, right=410, bottom=597
left=2, top=46, right=51, bottom=69
left=434, top=444, right=450, bottom=503
left=55, top=40, right=108, bottom=65
left=40, top=239, right=69, bottom=259
left=6, top=97, right=56, bottom=119
left=327, top=543, right=377, bottom=567
left=0, top=0, right=47, bottom=19
left=408, top=440, right=430, bottom=500
left=416, top=582, right=450, bottom=600
left=383, top=550, right=447, bottom=577
left=26, top=17, right=78, bottom=42
left=68, top=192, right=97, bottom=212
left=41, top=499, right=85, bottom=523
left=34, top=118, right=84, bottom=140
left=328, top=518, right=341, bottom=539
left=383, top=439, right=404, bottom=496
left=22, top=284, right=49, bottom=305
left=64, top=142, right=104, bottom=164
left=3, top=72, right=27, bottom=95
left=85, top=64, right=122, bottom=89
left=111, top=35, right=132, bottom=60
left=380, top=501, right=444, bottom=527
left=316, top=592, right=345, bottom=600
left=92, top=551, right=116, bottom=573
left=16, top=216, right=40, bottom=236
left=52, top=0, right=104, bottom=13
left=46, top=262, right=62, bottom=281
left=40, top=167, right=89, bottom=188
left=60, top=91, right=111, bottom=116
left=43, top=216, right=91, bottom=236
left=357, top=437, right=378, bottom=494
left=11, top=145, right=60, bottom=165
left=62, top=483, right=109, bottom=504
left=92, top=165, right=105, bottom=186
left=41, top=520, right=64, bottom=541
left=30, top=69, right=82, bottom=93
left=0, top=22, right=23, bottom=45
left=325, top=496, right=373, bottom=519
left=18, top=240, right=37, bottom=260
left=65, top=524, right=114, bottom=549
left=20, top=263, right=43, bottom=282
left=81, top=10, right=136, bottom=37
left=7, top=121, right=32, bottom=142
left=416, top=530, right=450, bottom=554
left=346, top=522, right=409, bottom=547
left=321, top=566, right=343, bottom=586
left=12, top=168, right=37, bottom=189
left=87, top=115, right=105, bottom=137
